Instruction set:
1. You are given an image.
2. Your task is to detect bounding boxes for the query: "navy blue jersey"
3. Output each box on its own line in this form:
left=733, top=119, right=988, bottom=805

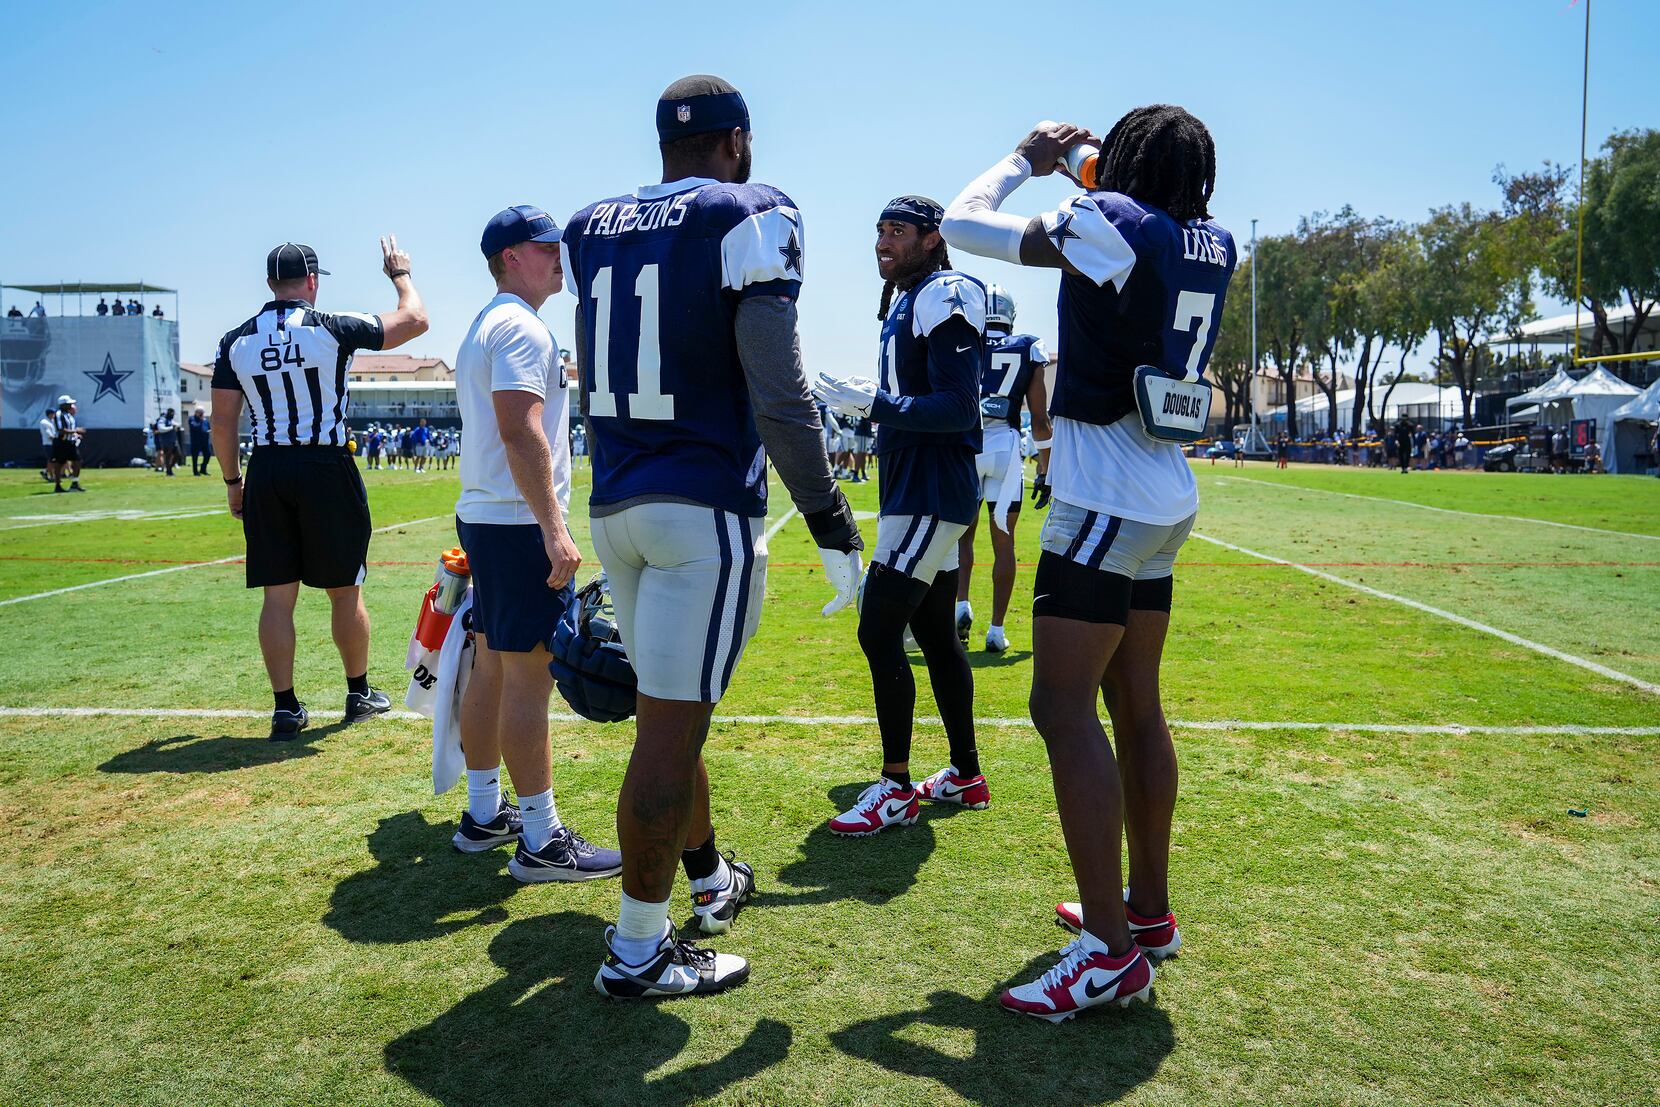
left=1038, top=191, right=1235, bottom=427
left=561, top=178, right=805, bottom=517
left=871, top=269, right=985, bottom=525
left=981, top=331, right=1050, bottom=430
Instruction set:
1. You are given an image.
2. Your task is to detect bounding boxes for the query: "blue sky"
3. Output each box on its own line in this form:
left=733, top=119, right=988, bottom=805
left=1, top=0, right=1653, bottom=376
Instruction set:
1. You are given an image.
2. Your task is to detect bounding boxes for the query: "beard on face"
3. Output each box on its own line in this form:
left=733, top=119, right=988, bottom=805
left=734, top=141, right=752, bottom=184
left=883, top=234, right=939, bottom=288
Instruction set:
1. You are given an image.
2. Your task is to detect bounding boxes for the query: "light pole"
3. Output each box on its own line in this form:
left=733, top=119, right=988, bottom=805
left=1249, top=218, right=1259, bottom=450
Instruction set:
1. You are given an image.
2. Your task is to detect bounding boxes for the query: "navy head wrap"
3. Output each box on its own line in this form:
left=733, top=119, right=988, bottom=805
left=657, top=75, right=750, bottom=141
left=879, top=195, right=944, bottom=230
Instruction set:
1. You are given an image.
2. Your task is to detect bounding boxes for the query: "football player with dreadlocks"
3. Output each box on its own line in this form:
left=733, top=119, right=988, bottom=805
left=816, top=196, right=987, bottom=836
left=954, top=283, right=1052, bottom=653
left=941, top=106, right=1235, bottom=1021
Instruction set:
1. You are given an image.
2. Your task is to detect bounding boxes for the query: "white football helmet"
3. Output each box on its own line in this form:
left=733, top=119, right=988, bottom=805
left=986, top=284, right=1016, bottom=329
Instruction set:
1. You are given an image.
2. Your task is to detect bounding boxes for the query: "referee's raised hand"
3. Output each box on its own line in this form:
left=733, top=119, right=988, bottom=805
left=380, top=234, right=412, bottom=281
left=375, top=234, right=429, bottom=349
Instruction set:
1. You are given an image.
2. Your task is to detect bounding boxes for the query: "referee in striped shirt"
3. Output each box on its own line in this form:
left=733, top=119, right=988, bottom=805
left=211, top=237, right=428, bottom=739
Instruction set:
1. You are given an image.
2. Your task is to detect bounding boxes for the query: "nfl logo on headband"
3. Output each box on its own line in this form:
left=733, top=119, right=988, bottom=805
left=677, top=104, right=691, bottom=123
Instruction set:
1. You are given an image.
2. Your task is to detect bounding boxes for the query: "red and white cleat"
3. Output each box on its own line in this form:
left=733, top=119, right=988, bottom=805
left=827, top=778, right=919, bottom=837
left=915, top=765, right=990, bottom=809
left=1000, top=937, right=1154, bottom=1023
left=1055, top=891, right=1182, bottom=960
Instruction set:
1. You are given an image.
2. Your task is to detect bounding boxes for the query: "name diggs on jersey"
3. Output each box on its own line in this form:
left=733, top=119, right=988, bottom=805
left=584, top=194, right=694, bottom=237
left=1181, top=227, right=1228, bottom=267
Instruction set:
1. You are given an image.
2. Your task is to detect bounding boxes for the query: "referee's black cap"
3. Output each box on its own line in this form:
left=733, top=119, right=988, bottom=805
left=267, top=242, right=330, bottom=280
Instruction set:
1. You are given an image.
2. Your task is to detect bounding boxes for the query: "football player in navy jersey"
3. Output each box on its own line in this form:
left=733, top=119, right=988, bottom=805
left=953, top=284, right=1052, bottom=653
left=563, top=75, right=864, bottom=999
left=942, top=107, right=1234, bottom=1021
left=816, top=196, right=989, bottom=836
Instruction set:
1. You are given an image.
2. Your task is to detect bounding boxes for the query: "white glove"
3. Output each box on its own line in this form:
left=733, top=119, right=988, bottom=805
left=818, top=547, right=862, bottom=616
left=814, top=373, right=877, bottom=419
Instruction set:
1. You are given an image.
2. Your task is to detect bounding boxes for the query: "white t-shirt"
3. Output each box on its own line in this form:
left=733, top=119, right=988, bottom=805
left=1049, top=414, right=1198, bottom=525
left=454, top=293, right=570, bottom=526
left=39, top=416, right=55, bottom=446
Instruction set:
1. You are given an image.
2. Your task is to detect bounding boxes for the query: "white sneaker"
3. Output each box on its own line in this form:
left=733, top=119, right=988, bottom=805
left=1000, top=936, right=1154, bottom=1023
left=828, top=778, right=920, bottom=836
left=955, top=600, right=973, bottom=644
left=985, top=625, right=1008, bottom=653
left=690, top=853, right=755, bottom=935
left=594, top=924, right=749, bottom=999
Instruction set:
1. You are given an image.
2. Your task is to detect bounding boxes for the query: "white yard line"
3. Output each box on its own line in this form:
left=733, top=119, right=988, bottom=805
left=1190, top=530, right=1660, bottom=696
left=763, top=507, right=800, bottom=545
left=0, top=705, right=1655, bottom=735
left=0, top=514, right=450, bottom=608
left=1211, top=475, right=1660, bottom=542
left=0, top=508, right=226, bottom=532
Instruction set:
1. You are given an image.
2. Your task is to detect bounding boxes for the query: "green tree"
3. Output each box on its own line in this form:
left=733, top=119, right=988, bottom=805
left=1419, top=203, right=1533, bottom=425
left=1358, top=224, right=1431, bottom=431
left=1581, top=129, right=1660, bottom=353
left=1254, top=231, right=1321, bottom=439
left=1209, top=254, right=1255, bottom=431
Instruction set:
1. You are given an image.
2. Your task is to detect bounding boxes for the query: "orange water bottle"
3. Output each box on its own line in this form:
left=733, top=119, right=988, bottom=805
left=1059, top=143, right=1101, bottom=190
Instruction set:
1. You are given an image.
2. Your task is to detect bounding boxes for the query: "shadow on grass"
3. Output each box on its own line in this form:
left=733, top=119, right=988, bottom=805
left=966, top=648, right=1033, bottom=669
left=385, top=914, right=791, bottom=1107
left=830, top=954, right=1174, bottom=1105
left=97, top=720, right=355, bottom=775
left=756, top=782, right=937, bottom=909
left=324, top=810, right=515, bottom=944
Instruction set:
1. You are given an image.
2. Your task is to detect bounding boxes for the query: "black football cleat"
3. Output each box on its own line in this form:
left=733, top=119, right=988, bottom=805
left=343, top=687, right=392, bottom=724
left=269, top=703, right=309, bottom=742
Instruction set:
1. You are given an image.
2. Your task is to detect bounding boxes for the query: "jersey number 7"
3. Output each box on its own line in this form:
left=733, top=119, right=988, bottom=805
left=587, top=264, right=674, bottom=420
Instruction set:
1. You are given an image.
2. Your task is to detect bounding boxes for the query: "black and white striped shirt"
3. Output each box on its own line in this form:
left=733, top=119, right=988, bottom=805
left=213, top=299, right=384, bottom=446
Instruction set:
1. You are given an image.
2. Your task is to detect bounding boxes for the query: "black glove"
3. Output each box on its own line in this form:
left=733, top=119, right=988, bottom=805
left=802, top=488, right=864, bottom=554
left=1031, top=471, right=1051, bottom=510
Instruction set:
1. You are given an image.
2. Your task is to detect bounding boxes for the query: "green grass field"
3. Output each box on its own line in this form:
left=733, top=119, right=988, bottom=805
left=1, top=459, right=1656, bottom=1107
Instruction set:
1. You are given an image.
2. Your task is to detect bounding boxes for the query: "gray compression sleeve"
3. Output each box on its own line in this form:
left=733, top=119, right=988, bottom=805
left=734, top=295, right=839, bottom=516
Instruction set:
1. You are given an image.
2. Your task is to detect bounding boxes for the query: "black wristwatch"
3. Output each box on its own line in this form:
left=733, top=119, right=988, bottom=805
left=224, top=475, right=243, bottom=485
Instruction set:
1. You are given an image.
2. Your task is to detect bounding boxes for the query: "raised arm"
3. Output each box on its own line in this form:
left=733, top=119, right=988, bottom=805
left=375, top=234, right=429, bottom=350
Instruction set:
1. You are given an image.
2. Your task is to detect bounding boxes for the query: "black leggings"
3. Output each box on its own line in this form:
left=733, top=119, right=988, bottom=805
left=856, top=564, right=978, bottom=775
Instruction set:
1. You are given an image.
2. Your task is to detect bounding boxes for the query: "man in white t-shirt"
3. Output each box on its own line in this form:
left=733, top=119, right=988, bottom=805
left=451, top=205, right=622, bottom=882
left=38, top=406, right=58, bottom=483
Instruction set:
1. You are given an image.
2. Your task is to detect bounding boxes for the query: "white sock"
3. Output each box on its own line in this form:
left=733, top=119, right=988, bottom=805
left=689, top=854, right=731, bottom=896
left=466, top=768, right=502, bottom=823
left=956, top=600, right=971, bottom=620
left=614, top=891, right=671, bottom=964
left=988, top=623, right=1005, bottom=636
left=518, top=789, right=562, bottom=853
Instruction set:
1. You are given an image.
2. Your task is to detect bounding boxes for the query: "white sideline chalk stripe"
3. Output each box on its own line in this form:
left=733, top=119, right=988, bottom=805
left=0, top=508, right=226, bottom=532
left=1190, top=530, right=1660, bottom=696
left=0, top=514, right=451, bottom=608
left=763, top=507, right=800, bottom=545
left=1212, top=475, right=1660, bottom=543
left=0, top=706, right=1655, bottom=736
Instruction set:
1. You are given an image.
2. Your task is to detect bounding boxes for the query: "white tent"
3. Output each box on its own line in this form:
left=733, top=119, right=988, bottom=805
left=1507, top=368, right=1577, bottom=412
left=1282, top=381, right=1459, bottom=430
left=1542, top=367, right=1642, bottom=471
left=1609, top=379, right=1660, bottom=475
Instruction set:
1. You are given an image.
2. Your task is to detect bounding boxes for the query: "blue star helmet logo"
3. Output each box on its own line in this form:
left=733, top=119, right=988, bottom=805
left=779, top=230, right=803, bottom=276
left=84, top=353, right=133, bottom=403
left=1046, top=211, right=1082, bottom=252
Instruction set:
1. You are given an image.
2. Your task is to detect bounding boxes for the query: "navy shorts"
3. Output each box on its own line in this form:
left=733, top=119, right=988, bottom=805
left=455, top=518, right=573, bottom=653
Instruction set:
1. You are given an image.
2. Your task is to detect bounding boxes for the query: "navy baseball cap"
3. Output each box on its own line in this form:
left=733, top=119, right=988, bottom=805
left=481, top=206, right=562, bottom=258
left=267, top=242, right=329, bottom=280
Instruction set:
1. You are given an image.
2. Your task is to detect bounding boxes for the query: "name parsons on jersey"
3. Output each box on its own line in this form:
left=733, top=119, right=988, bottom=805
left=583, top=194, right=696, bottom=237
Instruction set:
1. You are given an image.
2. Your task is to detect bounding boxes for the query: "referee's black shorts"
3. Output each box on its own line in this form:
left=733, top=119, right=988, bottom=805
left=243, top=445, right=371, bottom=589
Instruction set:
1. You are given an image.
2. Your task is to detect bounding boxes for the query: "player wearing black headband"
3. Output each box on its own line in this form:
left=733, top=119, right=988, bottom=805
left=816, top=196, right=988, bottom=837
left=941, top=108, right=1234, bottom=1022
left=564, top=75, right=862, bottom=999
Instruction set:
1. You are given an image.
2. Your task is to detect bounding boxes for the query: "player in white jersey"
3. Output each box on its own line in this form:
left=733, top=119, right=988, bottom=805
left=943, top=107, right=1235, bottom=1021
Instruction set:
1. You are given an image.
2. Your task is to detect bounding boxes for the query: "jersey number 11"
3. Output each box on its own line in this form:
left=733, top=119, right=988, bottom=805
left=587, top=264, right=674, bottom=420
